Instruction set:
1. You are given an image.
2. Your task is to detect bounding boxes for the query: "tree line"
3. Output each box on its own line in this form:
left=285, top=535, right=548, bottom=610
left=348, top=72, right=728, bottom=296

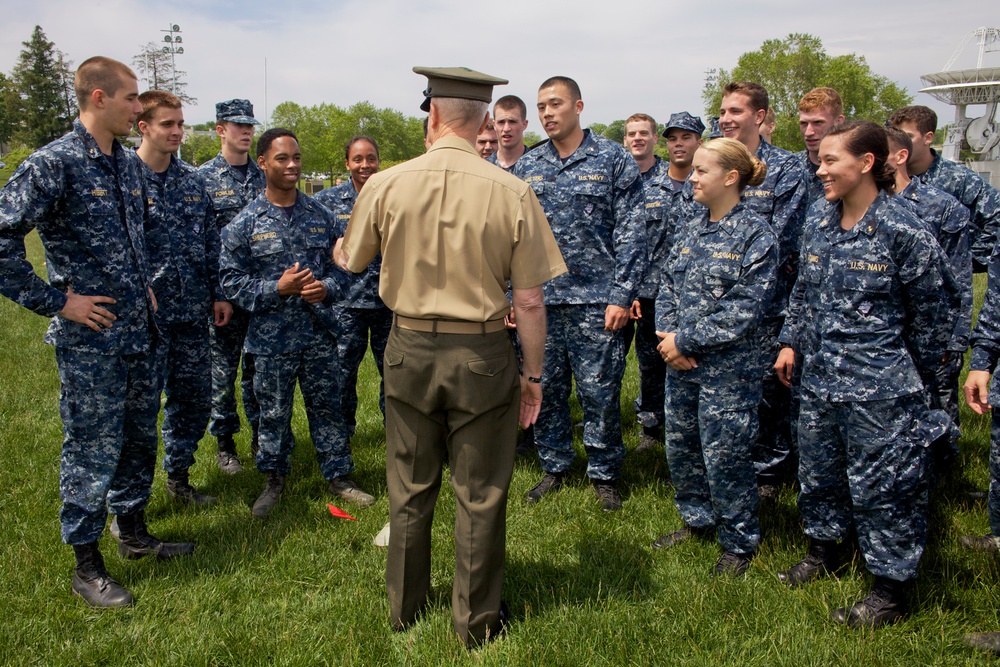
left=2, top=29, right=914, bottom=178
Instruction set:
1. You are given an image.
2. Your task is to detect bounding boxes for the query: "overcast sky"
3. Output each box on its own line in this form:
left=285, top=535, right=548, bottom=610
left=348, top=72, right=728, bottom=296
left=0, top=1, right=995, bottom=132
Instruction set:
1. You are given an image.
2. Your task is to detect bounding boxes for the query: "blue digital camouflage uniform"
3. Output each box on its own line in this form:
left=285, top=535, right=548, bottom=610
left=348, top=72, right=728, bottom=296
left=967, top=247, right=1000, bottom=538
left=743, top=139, right=809, bottom=485
left=656, top=200, right=777, bottom=554
left=0, top=119, right=159, bottom=545
left=198, top=152, right=265, bottom=440
left=897, top=177, right=972, bottom=433
left=916, top=148, right=1000, bottom=270
left=780, top=191, right=957, bottom=581
left=140, top=153, right=221, bottom=475
left=632, top=156, right=671, bottom=433
left=314, top=180, right=391, bottom=433
left=220, top=191, right=354, bottom=480
left=785, top=151, right=825, bottom=452
left=486, top=144, right=532, bottom=172
left=512, top=130, right=646, bottom=480
left=793, top=150, right=824, bottom=207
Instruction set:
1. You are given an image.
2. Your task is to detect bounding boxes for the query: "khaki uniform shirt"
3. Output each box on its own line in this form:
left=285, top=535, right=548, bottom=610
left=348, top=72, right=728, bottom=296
left=343, top=136, right=566, bottom=321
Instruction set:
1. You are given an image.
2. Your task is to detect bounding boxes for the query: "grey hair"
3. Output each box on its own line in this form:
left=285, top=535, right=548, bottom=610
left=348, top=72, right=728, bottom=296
left=433, top=97, right=489, bottom=129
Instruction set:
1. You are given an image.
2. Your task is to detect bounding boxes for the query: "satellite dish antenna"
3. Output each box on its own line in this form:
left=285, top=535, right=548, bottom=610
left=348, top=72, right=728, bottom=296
left=920, top=27, right=1000, bottom=163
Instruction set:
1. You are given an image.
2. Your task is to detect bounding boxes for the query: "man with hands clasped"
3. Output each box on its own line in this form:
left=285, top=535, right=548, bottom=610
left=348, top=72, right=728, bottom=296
left=220, top=128, right=372, bottom=518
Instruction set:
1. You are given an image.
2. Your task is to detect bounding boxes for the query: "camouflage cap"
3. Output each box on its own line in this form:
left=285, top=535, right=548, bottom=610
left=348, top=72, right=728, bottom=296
left=216, top=99, right=261, bottom=125
left=413, top=66, right=508, bottom=113
left=662, top=111, right=706, bottom=137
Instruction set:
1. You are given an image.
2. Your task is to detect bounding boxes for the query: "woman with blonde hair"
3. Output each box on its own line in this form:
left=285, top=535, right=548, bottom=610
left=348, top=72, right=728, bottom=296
left=652, top=138, right=777, bottom=575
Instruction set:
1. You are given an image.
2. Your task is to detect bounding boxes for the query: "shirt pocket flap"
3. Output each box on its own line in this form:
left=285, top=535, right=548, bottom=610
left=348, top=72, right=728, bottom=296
left=840, top=268, right=893, bottom=293
left=250, top=236, right=284, bottom=257
left=573, top=181, right=611, bottom=198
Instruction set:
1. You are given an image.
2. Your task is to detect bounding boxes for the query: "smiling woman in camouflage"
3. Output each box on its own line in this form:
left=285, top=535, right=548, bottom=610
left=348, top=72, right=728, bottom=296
left=652, top=138, right=776, bottom=577
left=774, top=120, right=957, bottom=629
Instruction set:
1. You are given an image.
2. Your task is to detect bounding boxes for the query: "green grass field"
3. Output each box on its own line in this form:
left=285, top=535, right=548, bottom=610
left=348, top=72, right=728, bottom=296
left=2, top=233, right=1000, bottom=665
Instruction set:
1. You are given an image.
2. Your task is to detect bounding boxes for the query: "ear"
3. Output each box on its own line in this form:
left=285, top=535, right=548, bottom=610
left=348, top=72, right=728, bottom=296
left=574, top=98, right=584, bottom=115
left=137, top=120, right=149, bottom=137
left=257, top=154, right=266, bottom=169
left=215, top=124, right=225, bottom=138
left=922, top=131, right=934, bottom=147
left=753, top=108, right=766, bottom=126
left=860, top=152, right=874, bottom=174
left=91, top=88, right=106, bottom=109
left=724, top=169, right=740, bottom=188
left=477, top=111, right=489, bottom=135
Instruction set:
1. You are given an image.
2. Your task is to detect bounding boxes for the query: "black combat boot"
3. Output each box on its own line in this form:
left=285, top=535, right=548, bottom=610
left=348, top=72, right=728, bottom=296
left=252, top=472, right=286, bottom=518
left=635, top=425, right=664, bottom=453
left=514, top=424, right=536, bottom=458
left=778, top=538, right=840, bottom=587
left=525, top=472, right=563, bottom=504
left=71, top=542, right=133, bottom=608
left=166, top=471, right=216, bottom=507
left=831, top=576, right=909, bottom=628
left=116, top=510, right=196, bottom=559
left=216, top=434, right=242, bottom=474
left=653, top=524, right=712, bottom=550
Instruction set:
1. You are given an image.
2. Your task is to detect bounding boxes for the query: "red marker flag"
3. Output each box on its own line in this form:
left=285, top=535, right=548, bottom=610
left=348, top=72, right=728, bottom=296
left=327, top=504, right=357, bottom=521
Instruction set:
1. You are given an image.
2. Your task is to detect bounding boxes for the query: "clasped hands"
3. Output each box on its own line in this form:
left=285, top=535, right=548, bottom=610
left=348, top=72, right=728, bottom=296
left=278, top=262, right=327, bottom=304
left=655, top=331, right=698, bottom=371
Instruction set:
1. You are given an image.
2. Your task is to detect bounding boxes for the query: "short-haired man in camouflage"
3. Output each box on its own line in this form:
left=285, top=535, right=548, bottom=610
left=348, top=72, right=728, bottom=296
left=135, top=89, right=227, bottom=507
left=514, top=76, right=647, bottom=512
left=0, top=56, right=194, bottom=609
left=199, top=99, right=265, bottom=474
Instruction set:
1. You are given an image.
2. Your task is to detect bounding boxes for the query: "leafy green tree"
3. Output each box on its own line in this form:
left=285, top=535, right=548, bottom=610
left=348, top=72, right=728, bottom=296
left=0, top=72, right=19, bottom=148
left=587, top=120, right=629, bottom=144
left=183, top=132, right=221, bottom=166
left=9, top=26, right=76, bottom=148
left=523, top=131, right=543, bottom=147
left=603, top=119, right=626, bottom=144
left=587, top=122, right=608, bottom=136
left=702, top=33, right=912, bottom=151
left=270, top=100, right=425, bottom=174
left=344, top=101, right=425, bottom=163
left=0, top=145, right=34, bottom=183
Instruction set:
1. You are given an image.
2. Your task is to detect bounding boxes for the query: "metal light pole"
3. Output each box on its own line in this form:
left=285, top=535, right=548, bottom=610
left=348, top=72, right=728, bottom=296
left=161, top=23, right=184, bottom=95
left=161, top=23, right=185, bottom=158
